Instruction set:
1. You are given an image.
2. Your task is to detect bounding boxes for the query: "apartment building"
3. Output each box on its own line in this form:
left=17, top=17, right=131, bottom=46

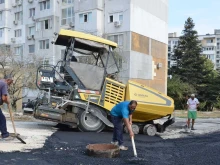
left=74, top=0, right=169, bottom=93
left=0, top=0, right=168, bottom=94
left=168, top=29, right=220, bottom=70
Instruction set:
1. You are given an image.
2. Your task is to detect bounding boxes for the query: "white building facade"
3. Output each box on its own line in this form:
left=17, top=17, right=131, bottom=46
left=1, top=0, right=168, bottom=94
left=168, top=30, right=220, bottom=70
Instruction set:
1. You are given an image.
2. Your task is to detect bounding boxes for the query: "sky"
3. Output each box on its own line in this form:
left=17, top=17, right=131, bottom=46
left=169, top=0, right=220, bottom=36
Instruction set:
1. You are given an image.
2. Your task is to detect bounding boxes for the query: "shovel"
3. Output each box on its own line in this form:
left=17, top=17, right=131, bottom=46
left=7, top=105, right=26, bottom=144
left=130, top=125, right=137, bottom=157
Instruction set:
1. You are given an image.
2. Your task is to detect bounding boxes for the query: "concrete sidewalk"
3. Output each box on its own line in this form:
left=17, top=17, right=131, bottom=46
left=0, top=121, right=56, bottom=153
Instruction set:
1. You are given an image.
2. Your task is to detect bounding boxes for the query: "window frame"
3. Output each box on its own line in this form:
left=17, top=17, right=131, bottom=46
left=107, top=34, right=123, bottom=46
left=39, top=39, right=50, bottom=50
left=40, top=0, right=50, bottom=11
left=29, top=8, right=35, bottom=17
left=15, top=29, right=22, bottom=37
left=15, top=12, right=22, bottom=21
left=36, top=19, right=51, bottom=31
left=0, top=28, right=3, bottom=37
left=109, top=15, right=113, bottom=23
left=14, top=46, right=22, bottom=55
left=29, top=26, right=35, bottom=36
left=62, top=0, right=74, bottom=5
left=0, top=11, right=2, bottom=21
left=29, top=45, right=35, bottom=53
left=79, top=12, right=92, bottom=23
left=61, top=7, right=74, bottom=25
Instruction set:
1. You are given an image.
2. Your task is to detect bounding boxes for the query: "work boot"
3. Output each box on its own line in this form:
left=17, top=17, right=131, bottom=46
left=191, top=127, right=196, bottom=130
left=119, top=145, right=128, bottom=151
left=2, top=136, right=15, bottom=141
left=111, top=141, right=119, bottom=146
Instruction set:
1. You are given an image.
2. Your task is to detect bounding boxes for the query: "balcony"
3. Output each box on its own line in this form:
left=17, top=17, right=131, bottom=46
left=216, top=63, right=220, bottom=68
left=205, top=43, right=217, bottom=47
left=203, top=50, right=215, bottom=54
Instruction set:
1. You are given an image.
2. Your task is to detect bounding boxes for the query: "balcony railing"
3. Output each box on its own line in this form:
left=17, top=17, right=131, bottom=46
left=216, top=63, right=220, bottom=67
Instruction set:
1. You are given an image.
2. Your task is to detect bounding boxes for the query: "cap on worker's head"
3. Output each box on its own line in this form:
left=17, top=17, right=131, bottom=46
left=4, top=74, right=13, bottom=80
left=191, top=94, right=195, bottom=97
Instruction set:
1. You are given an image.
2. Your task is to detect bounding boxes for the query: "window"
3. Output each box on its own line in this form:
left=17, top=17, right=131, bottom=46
left=168, top=61, right=170, bottom=68
left=36, top=19, right=51, bottom=31
left=84, top=14, right=87, bottom=22
left=61, top=7, right=74, bottom=25
left=0, top=28, right=3, bottom=37
left=29, top=45, right=35, bottom=53
left=109, top=15, right=113, bottom=23
left=40, top=0, right=50, bottom=11
left=217, top=60, right=220, bottom=63
left=0, top=11, right=2, bottom=21
left=14, top=47, right=22, bottom=55
left=217, top=38, right=220, bottom=41
left=168, top=41, right=171, bottom=44
left=15, top=29, right=22, bottom=37
left=15, top=12, right=22, bottom=21
left=62, top=0, right=74, bottom=5
left=109, top=13, right=123, bottom=23
left=0, top=0, right=4, bottom=4
left=29, top=26, right=35, bottom=35
left=119, top=14, right=123, bottom=22
left=79, top=12, right=92, bottom=23
left=39, top=39, right=49, bottom=49
left=29, top=8, right=35, bottom=17
left=45, top=20, right=49, bottom=29
left=107, top=34, right=123, bottom=46
left=207, top=39, right=213, bottom=43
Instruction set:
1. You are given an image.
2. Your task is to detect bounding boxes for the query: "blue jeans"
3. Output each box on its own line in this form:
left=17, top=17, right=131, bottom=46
left=111, top=115, right=123, bottom=146
left=0, top=108, right=9, bottom=138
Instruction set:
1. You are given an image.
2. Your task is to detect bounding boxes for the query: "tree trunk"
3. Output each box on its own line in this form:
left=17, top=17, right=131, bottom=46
left=11, top=101, right=17, bottom=112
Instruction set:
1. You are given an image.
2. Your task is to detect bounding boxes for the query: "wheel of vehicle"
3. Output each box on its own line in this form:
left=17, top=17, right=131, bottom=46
left=143, top=124, right=157, bottom=136
left=77, top=107, right=106, bottom=132
left=124, top=124, right=140, bottom=134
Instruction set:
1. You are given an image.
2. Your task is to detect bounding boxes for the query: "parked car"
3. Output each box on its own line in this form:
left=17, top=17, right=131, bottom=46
left=23, top=100, right=36, bottom=114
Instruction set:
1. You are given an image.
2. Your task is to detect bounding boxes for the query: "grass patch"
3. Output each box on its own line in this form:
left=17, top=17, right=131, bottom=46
left=174, top=110, right=220, bottom=118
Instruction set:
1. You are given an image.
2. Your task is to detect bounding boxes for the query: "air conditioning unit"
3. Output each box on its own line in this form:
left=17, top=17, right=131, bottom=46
left=32, top=16, right=35, bottom=21
left=12, top=3, right=17, bottom=7
left=17, top=0, right=22, bottom=6
left=27, top=36, right=32, bottom=40
left=28, top=0, right=33, bottom=3
left=11, top=38, right=16, bottom=43
left=114, top=21, right=121, bottom=27
left=157, top=63, right=163, bottom=69
left=69, top=22, right=74, bottom=27
left=13, top=20, right=18, bottom=25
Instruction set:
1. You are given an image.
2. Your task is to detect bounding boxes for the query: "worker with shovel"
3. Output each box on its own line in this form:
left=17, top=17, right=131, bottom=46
left=110, top=100, right=137, bottom=150
left=0, top=75, right=14, bottom=140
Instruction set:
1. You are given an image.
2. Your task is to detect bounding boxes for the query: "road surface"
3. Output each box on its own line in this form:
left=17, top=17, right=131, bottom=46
left=0, top=118, right=220, bottom=165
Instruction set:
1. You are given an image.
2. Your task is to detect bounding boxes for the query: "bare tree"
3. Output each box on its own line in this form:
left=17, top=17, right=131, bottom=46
left=0, top=45, right=42, bottom=111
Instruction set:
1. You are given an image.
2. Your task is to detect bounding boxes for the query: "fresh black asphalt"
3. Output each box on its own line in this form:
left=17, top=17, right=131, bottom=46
left=1, top=125, right=220, bottom=165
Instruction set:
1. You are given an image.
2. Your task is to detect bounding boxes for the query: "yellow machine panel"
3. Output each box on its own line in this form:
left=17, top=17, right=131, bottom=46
left=126, top=80, right=174, bottom=122
left=103, top=78, right=126, bottom=111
